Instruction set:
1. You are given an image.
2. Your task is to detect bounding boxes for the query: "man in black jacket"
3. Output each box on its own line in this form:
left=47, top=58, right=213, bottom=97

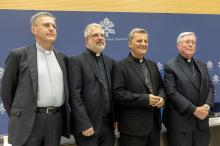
left=1, top=12, right=70, bottom=146
left=68, top=23, right=115, bottom=146
left=163, top=32, right=214, bottom=146
left=113, top=28, right=165, bottom=146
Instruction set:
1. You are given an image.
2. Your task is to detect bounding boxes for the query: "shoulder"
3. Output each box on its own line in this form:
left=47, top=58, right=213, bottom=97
left=68, top=53, right=85, bottom=66
left=194, top=58, right=205, bottom=66
left=70, top=53, right=84, bottom=60
left=54, top=50, right=69, bottom=61
left=145, top=58, right=157, bottom=66
left=165, top=57, right=177, bottom=68
left=7, top=45, right=34, bottom=60
left=103, top=54, right=115, bottom=64
left=114, top=58, right=130, bottom=71
left=10, top=45, right=31, bottom=55
left=194, top=58, right=207, bottom=69
left=116, top=57, right=128, bottom=65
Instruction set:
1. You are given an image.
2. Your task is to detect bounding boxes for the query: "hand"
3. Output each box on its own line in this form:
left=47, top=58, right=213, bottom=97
left=82, top=127, right=95, bottom=137
left=149, top=94, right=160, bottom=106
left=114, top=122, right=118, bottom=129
left=193, top=106, right=209, bottom=120
left=203, top=104, right=210, bottom=111
left=154, top=97, right=164, bottom=108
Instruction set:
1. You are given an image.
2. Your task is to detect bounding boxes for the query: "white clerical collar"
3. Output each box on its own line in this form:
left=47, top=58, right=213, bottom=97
left=96, top=53, right=101, bottom=57
left=187, top=59, right=192, bottom=63
left=36, top=43, right=53, bottom=55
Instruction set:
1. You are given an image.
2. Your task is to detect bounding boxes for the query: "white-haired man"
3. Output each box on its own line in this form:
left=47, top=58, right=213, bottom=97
left=68, top=23, right=115, bottom=146
left=163, top=32, right=214, bottom=146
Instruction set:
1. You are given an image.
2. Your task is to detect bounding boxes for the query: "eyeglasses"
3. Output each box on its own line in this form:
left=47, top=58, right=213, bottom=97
left=90, top=33, right=105, bottom=38
left=179, top=40, right=196, bottom=46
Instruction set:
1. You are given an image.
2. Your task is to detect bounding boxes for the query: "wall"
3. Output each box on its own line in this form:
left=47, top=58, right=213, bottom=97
left=0, top=0, right=220, bottom=14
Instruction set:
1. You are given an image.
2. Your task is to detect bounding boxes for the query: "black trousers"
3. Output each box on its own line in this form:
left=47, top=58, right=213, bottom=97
left=120, top=123, right=160, bottom=146
left=22, top=112, right=64, bottom=146
left=75, top=117, right=115, bottom=146
left=167, top=128, right=210, bottom=146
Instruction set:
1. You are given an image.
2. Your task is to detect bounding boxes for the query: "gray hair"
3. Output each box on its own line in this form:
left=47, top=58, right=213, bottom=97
left=84, top=23, right=104, bottom=38
left=177, top=32, right=196, bottom=44
left=30, top=11, right=56, bottom=27
left=128, top=28, right=149, bottom=45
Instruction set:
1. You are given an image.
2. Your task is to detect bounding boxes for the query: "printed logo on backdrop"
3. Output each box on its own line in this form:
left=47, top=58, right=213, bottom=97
left=0, top=67, right=6, bottom=114
left=213, top=75, right=220, bottom=85
left=212, top=60, right=220, bottom=85
left=99, top=17, right=127, bottom=41
left=157, top=62, right=164, bottom=72
left=207, top=60, right=214, bottom=70
left=206, top=60, right=219, bottom=84
left=157, top=62, right=164, bottom=76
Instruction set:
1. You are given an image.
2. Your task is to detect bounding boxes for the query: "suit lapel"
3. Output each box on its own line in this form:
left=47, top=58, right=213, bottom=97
left=177, top=55, right=200, bottom=90
left=194, top=59, right=204, bottom=91
left=84, top=50, right=103, bottom=85
left=127, top=55, right=149, bottom=90
left=54, top=50, right=68, bottom=98
left=54, top=50, right=66, bottom=78
left=27, top=45, right=38, bottom=100
left=145, top=60, right=156, bottom=94
left=103, top=56, right=111, bottom=89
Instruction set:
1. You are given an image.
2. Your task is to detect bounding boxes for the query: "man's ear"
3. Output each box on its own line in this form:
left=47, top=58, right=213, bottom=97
left=85, top=37, right=89, bottom=48
left=176, top=44, right=179, bottom=50
left=31, top=26, right=36, bottom=35
left=128, top=41, right=131, bottom=48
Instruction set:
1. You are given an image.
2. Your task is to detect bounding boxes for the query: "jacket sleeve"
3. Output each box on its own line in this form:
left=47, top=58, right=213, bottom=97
left=68, top=57, right=92, bottom=134
left=1, top=50, right=19, bottom=115
left=205, top=67, right=215, bottom=108
left=112, top=63, right=149, bottom=108
left=164, top=64, right=196, bottom=114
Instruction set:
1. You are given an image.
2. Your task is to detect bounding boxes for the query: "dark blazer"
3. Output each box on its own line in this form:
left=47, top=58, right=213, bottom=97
left=112, top=54, right=165, bottom=136
left=163, top=54, right=214, bottom=132
left=1, top=45, right=70, bottom=146
left=68, top=49, right=115, bottom=135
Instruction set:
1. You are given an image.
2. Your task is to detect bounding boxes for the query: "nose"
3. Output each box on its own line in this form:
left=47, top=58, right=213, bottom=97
left=49, top=25, right=54, bottom=30
left=141, top=40, right=146, bottom=45
left=47, top=24, right=56, bottom=32
left=98, top=34, right=104, bottom=39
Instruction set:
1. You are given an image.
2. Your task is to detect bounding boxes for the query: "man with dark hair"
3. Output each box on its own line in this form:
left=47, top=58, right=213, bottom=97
left=112, top=28, right=165, bottom=146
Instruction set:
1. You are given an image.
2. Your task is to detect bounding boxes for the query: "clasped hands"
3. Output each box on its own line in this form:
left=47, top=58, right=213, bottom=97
left=149, top=94, right=164, bottom=108
left=82, top=127, right=95, bottom=137
left=193, top=104, right=210, bottom=120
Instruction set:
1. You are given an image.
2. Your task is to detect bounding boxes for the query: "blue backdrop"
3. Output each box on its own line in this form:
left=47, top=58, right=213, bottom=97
left=0, top=10, right=220, bottom=134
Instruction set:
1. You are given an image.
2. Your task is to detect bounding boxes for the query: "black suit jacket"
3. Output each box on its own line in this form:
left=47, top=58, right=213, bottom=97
left=163, top=54, right=214, bottom=132
left=68, top=49, right=115, bottom=135
left=112, top=54, right=165, bottom=136
left=1, top=45, right=70, bottom=146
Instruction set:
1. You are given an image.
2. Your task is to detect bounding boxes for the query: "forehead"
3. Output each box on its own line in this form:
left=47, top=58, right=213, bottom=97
left=89, top=26, right=104, bottom=34
left=180, top=34, right=195, bottom=40
left=35, top=16, right=55, bottom=24
left=132, top=32, right=147, bottom=39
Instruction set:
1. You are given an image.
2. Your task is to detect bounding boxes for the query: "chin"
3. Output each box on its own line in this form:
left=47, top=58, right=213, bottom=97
left=98, top=46, right=105, bottom=51
left=47, top=39, right=56, bottom=43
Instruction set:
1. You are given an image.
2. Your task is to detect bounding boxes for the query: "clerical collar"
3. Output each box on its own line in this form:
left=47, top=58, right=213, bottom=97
left=87, top=49, right=102, bottom=57
left=36, top=43, right=53, bottom=55
left=130, top=53, right=144, bottom=63
left=179, top=54, right=193, bottom=63
left=187, top=59, right=192, bottom=63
